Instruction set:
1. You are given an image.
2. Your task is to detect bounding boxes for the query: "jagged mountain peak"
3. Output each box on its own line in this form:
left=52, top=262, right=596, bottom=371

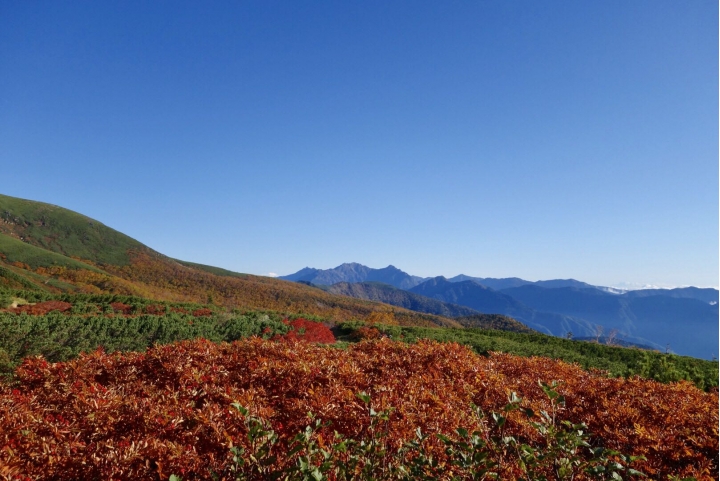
left=280, top=263, right=427, bottom=290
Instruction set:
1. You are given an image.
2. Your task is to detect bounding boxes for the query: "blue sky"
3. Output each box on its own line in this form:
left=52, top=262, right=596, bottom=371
left=1, top=1, right=717, bottom=288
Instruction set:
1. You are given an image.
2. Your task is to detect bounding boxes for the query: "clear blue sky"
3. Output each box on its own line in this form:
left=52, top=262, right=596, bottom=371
left=1, top=1, right=717, bottom=288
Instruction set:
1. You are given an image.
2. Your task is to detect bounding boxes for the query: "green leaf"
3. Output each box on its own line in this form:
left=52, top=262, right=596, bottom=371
left=356, top=392, right=371, bottom=404
left=231, top=402, right=248, bottom=416
left=491, top=412, right=506, bottom=428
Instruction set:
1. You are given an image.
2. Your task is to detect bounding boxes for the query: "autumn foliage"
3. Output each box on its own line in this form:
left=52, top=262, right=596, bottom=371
left=0, top=338, right=716, bottom=480
left=272, top=318, right=336, bottom=344
left=10, top=300, right=71, bottom=315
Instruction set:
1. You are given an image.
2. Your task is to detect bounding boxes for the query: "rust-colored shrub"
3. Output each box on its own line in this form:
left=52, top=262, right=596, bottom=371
left=0, top=339, right=716, bottom=480
left=353, top=325, right=382, bottom=341
left=12, top=301, right=72, bottom=315
left=110, top=302, right=132, bottom=315
left=144, top=304, right=167, bottom=315
left=272, top=318, right=336, bottom=344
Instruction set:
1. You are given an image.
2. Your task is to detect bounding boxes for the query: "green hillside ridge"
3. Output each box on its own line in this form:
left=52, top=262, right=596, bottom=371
left=0, top=233, right=102, bottom=272
left=0, top=194, right=145, bottom=266
left=454, top=313, right=535, bottom=333
left=0, top=263, right=81, bottom=293
left=173, top=259, right=250, bottom=278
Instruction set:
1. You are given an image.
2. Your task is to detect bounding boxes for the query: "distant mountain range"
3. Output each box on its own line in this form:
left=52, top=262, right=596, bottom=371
left=320, top=281, right=533, bottom=333
left=282, top=264, right=719, bottom=359
left=322, top=281, right=479, bottom=318
left=2, top=191, right=716, bottom=360
left=282, top=263, right=426, bottom=290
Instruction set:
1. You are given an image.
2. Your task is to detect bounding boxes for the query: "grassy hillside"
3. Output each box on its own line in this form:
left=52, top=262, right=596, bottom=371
left=0, top=233, right=102, bottom=271
left=0, top=194, right=463, bottom=327
left=173, top=258, right=250, bottom=278
left=454, top=313, right=535, bottom=333
left=0, top=194, right=145, bottom=266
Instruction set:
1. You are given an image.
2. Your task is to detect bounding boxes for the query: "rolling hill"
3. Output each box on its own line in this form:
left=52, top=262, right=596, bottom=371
left=0, top=194, right=460, bottom=328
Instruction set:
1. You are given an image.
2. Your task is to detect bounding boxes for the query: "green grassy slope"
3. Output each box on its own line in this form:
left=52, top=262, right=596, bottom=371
left=0, top=194, right=146, bottom=266
left=454, top=313, right=535, bottom=333
left=0, top=233, right=102, bottom=271
left=173, top=259, right=250, bottom=278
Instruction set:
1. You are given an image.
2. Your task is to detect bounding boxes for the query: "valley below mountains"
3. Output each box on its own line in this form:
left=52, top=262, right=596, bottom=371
left=282, top=263, right=719, bottom=359
left=0, top=192, right=715, bottom=360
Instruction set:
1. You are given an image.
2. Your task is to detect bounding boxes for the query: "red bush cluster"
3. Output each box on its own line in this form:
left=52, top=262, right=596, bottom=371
left=0, top=339, right=716, bottom=480
left=191, top=308, right=212, bottom=317
left=353, top=325, right=382, bottom=341
left=12, top=301, right=72, bottom=315
left=110, top=302, right=132, bottom=315
left=143, top=304, right=167, bottom=315
left=272, top=318, right=336, bottom=344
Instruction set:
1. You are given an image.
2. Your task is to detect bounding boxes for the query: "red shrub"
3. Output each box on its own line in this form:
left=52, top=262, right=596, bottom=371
left=144, top=304, right=167, bottom=315
left=354, top=326, right=382, bottom=341
left=110, top=302, right=132, bottom=315
left=274, top=318, right=336, bottom=344
left=0, top=339, right=715, bottom=480
left=191, top=308, right=213, bottom=317
left=13, top=301, right=72, bottom=315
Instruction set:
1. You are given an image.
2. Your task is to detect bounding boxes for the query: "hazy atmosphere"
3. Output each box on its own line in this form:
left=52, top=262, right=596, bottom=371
left=2, top=1, right=717, bottom=288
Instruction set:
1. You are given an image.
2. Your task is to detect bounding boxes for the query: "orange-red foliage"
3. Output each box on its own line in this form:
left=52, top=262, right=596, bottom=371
left=0, top=339, right=715, bottom=480
left=102, top=250, right=460, bottom=328
left=12, top=301, right=72, bottom=315
left=144, top=304, right=167, bottom=315
left=110, top=302, right=132, bottom=315
left=353, top=325, right=382, bottom=341
left=191, top=308, right=213, bottom=317
left=273, top=318, right=336, bottom=344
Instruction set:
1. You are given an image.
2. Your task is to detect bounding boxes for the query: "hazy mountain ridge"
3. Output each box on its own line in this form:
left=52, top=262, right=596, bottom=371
left=323, top=281, right=480, bottom=318
left=281, top=263, right=427, bottom=289
left=499, top=284, right=719, bottom=358
left=623, top=287, right=719, bottom=304
left=408, top=276, right=606, bottom=341
left=284, top=264, right=717, bottom=305
left=447, top=275, right=597, bottom=291
left=283, top=264, right=716, bottom=358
